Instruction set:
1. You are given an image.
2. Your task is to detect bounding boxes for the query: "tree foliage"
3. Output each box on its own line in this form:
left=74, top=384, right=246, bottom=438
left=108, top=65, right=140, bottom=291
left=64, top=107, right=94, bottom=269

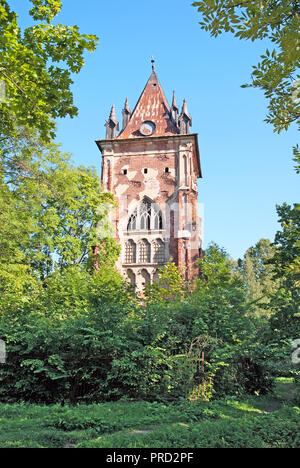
left=272, top=203, right=300, bottom=285
left=0, top=241, right=275, bottom=403
left=192, top=0, right=300, bottom=135
left=0, top=0, right=98, bottom=141
left=0, top=128, right=119, bottom=313
left=238, top=238, right=278, bottom=318
left=268, top=204, right=300, bottom=341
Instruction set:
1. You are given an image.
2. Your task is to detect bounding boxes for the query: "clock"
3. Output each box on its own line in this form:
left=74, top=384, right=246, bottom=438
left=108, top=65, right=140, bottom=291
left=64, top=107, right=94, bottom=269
left=140, top=121, right=156, bottom=136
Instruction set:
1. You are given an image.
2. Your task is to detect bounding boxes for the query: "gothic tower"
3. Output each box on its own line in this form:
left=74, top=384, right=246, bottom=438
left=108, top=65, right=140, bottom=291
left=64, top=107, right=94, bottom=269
left=96, top=63, right=202, bottom=289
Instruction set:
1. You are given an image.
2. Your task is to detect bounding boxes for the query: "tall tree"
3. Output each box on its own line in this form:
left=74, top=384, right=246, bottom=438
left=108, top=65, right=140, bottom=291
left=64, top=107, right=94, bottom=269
left=192, top=0, right=300, bottom=169
left=0, top=0, right=98, bottom=141
left=268, top=204, right=300, bottom=340
left=0, top=129, right=119, bottom=313
left=238, top=238, right=278, bottom=318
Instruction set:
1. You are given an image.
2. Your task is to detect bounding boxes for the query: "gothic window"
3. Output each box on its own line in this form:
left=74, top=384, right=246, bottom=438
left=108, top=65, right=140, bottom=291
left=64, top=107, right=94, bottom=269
left=141, top=269, right=151, bottom=287
left=107, top=160, right=111, bottom=190
left=153, top=209, right=163, bottom=230
left=126, top=198, right=163, bottom=232
left=127, top=269, right=136, bottom=286
left=140, top=200, right=152, bottom=230
left=183, top=155, right=188, bottom=186
left=138, top=239, right=151, bottom=263
left=124, top=240, right=136, bottom=264
left=153, top=269, right=160, bottom=283
left=127, top=209, right=137, bottom=231
left=184, top=194, right=188, bottom=228
left=152, top=239, right=165, bottom=264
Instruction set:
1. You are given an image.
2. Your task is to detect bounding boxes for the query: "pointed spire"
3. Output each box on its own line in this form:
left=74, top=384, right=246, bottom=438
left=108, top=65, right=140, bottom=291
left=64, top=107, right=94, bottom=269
left=172, top=90, right=178, bottom=109
left=124, top=97, right=130, bottom=112
left=109, top=105, right=117, bottom=123
left=179, top=99, right=192, bottom=134
left=170, top=90, right=179, bottom=127
left=105, top=105, right=119, bottom=139
left=122, top=97, right=131, bottom=130
left=182, top=99, right=189, bottom=116
left=117, top=65, right=179, bottom=139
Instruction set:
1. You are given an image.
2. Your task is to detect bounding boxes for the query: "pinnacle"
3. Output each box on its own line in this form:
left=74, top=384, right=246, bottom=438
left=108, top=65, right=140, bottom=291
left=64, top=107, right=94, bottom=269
left=181, top=99, right=189, bottom=116
left=109, top=105, right=118, bottom=123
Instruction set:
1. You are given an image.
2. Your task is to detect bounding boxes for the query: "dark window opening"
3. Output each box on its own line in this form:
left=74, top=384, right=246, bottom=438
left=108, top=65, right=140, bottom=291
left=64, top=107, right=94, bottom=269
left=144, top=168, right=148, bottom=174
left=123, top=169, right=127, bottom=175
left=165, top=167, right=170, bottom=173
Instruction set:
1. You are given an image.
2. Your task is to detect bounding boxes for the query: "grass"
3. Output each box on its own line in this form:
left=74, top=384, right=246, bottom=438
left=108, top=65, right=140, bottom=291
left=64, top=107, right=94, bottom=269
left=0, top=378, right=298, bottom=448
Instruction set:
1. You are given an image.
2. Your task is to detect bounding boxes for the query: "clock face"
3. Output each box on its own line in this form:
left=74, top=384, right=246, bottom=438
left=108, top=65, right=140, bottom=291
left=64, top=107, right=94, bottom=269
left=140, top=121, right=156, bottom=136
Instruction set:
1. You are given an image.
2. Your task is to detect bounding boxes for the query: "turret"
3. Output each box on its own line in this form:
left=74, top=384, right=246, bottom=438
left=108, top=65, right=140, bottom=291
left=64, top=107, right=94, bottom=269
left=105, top=105, right=119, bottom=139
left=178, top=99, right=192, bottom=134
left=170, top=90, right=179, bottom=127
left=122, top=97, right=131, bottom=130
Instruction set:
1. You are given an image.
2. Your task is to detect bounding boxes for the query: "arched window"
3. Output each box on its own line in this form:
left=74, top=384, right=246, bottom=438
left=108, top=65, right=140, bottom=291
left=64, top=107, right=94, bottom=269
left=183, top=194, right=188, bottom=228
left=107, top=160, right=111, bottom=190
left=153, top=269, right=160, bottom=283
left=138, top=239, right=151, bottom=263
left=152, top=239, right=165, bottom=264
left=140, top=199, right=151, bottom=230
left=183, top=155, right=188, bottom=186
left=126, top=198, right=163, bottom=232
left=153, top=209, right=163, bottom=230
left=127, top=269, right=136, bottom=286
left=141, top=269, right=151, bottom=287
left=124, top=240, right=136, bottom=264
left=127, top=210, right=137, bottom=231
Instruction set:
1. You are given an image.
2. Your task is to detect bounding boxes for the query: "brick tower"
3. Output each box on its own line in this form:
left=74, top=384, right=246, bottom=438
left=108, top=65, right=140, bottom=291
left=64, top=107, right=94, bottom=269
left=96, top=61, right=202, bottom=290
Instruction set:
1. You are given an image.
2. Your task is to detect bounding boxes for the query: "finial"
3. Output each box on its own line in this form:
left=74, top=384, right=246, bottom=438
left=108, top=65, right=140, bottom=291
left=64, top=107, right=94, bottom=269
left=109, top=105, right=117, bottom=123
left=122, top=98, right=131, bottom=130
left=151, top=56, right=155, bottom=72
left=182, top=99, right=188, bottom=115
left=179, top=99, right=192, bottom=134
left=124, top=97, right=130, bottom=112
left=105, top=105, right=119, bottom=139
left=172, top=90, right=177, bottom=109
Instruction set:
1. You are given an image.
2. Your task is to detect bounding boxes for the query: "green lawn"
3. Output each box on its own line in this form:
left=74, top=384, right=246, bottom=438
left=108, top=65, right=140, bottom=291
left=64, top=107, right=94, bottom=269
left=0, top=378, right=298, bottom=448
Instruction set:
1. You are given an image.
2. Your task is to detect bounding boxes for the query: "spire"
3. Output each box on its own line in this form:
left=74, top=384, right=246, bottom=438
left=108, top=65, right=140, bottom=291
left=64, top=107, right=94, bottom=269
left=179, top=99, right=192, bottom=134
left=124, top=97, right=130, bottom=112
left=182, top=99, right=189, bottom=116
left=172, top=90, right=177, bottom=109
left=170, top=90, right=179, bottom=126
left=117, top=67, right=179, bottom=139
left=105, top=105, right=119, bottom=139
left=110, top=105, right=116, bottom=119
left=122, top=97, right=131, bottom=130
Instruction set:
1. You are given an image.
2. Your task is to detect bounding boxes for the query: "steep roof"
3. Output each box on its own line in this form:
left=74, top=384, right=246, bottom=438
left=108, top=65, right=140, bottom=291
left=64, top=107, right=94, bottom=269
left=117, top=70, right=179, bottom=139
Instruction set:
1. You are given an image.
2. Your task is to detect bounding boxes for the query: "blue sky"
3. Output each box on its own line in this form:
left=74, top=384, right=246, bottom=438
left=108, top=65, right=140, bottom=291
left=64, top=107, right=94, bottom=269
left=11, top=0, right=299, bottom=259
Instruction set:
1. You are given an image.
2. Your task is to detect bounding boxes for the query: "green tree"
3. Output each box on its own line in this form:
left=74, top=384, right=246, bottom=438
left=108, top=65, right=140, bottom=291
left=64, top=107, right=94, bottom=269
left=238, top=238, right=278, bottom=318
left=0, top=0, right=98, bottom=141
left=0, top=129, right=119, bottom=313
left=268, top=204, right=300, bottom=341
left=191, top=243, right=251, bottom=343
left=193, top=0, right=300, bottom=168
left=145, top=261, right=187, bottom=304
